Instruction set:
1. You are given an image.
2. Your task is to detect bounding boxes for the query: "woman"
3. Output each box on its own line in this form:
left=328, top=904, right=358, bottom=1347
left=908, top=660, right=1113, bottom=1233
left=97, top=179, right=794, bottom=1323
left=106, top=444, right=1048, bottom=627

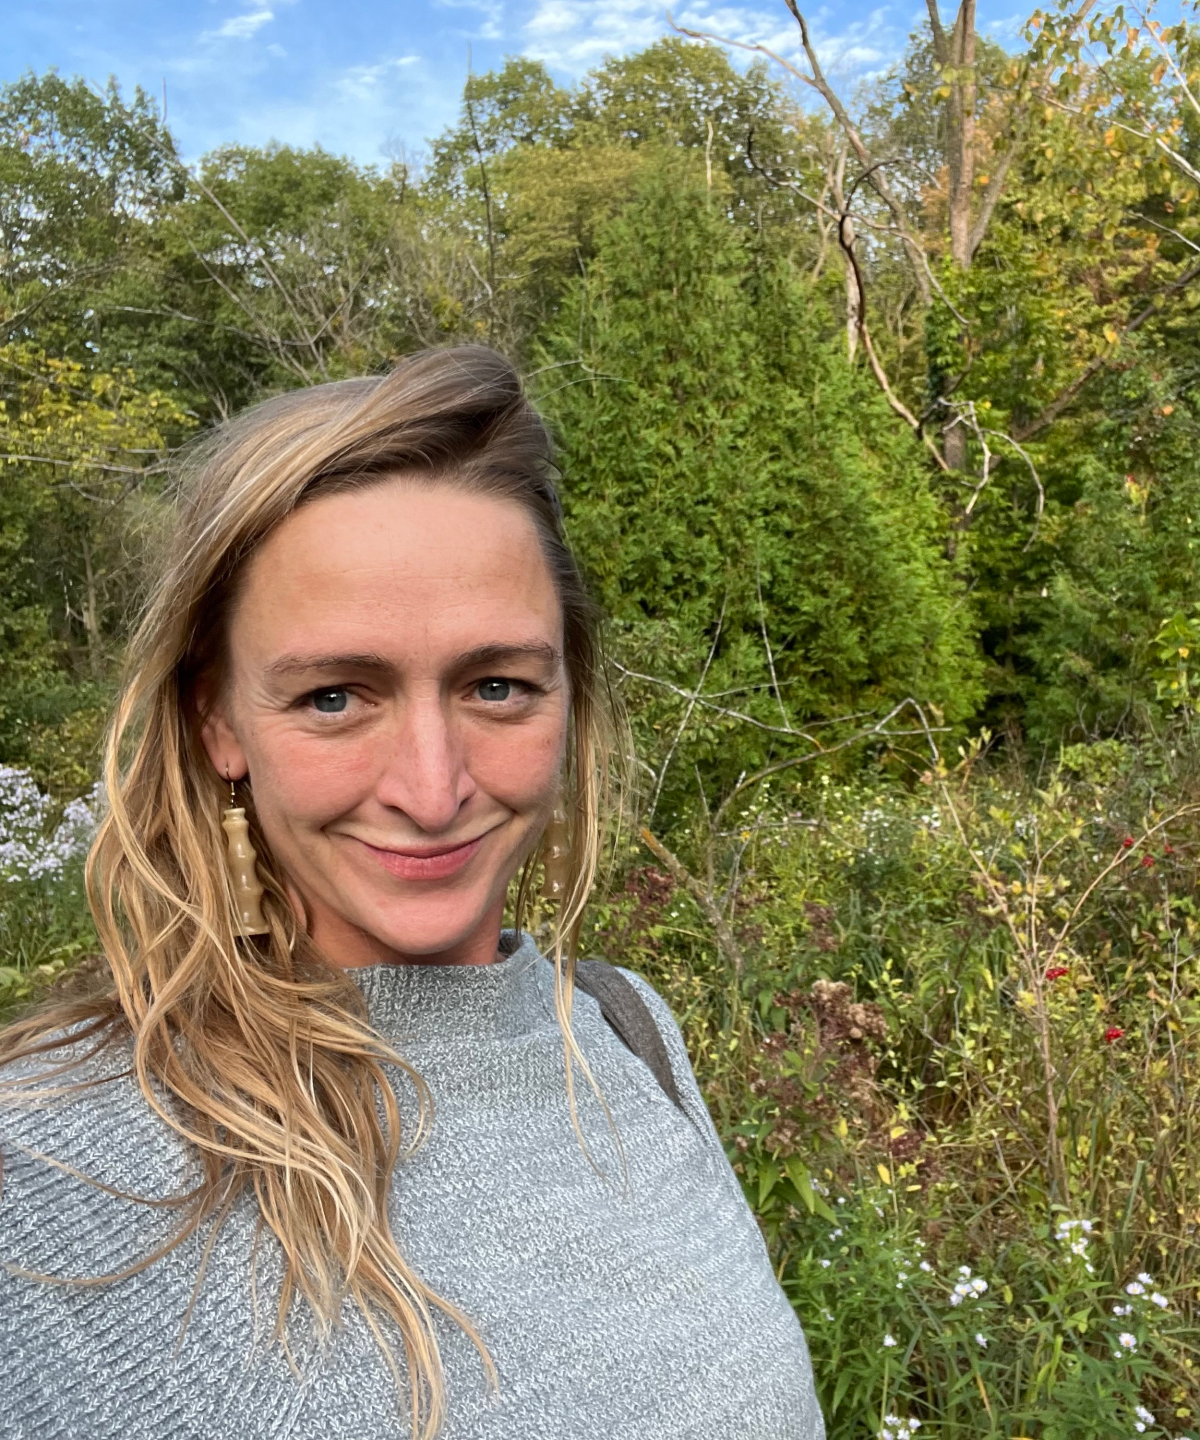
left=0, top=347, right=824, bottom=1439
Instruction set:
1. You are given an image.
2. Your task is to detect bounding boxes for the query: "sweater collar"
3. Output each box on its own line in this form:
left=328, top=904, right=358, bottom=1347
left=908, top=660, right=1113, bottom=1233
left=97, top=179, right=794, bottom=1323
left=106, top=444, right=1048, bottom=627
left=349, top=930, right=549, bottom=1043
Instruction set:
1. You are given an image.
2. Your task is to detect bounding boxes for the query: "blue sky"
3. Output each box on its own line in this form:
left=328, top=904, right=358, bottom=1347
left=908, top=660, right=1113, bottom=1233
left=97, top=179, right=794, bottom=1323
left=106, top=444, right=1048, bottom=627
left=4, top=0, right=1031, bottom=165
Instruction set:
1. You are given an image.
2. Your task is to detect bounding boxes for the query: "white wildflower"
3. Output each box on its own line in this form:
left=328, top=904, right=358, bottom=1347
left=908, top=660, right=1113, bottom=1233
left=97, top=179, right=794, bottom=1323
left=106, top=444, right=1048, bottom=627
left=0, top=769, right=101, bottom=884
left=878, top=1417, right=921, bottom=1440
left=1118, top=1332, right=1138, bottom=1352
left=919, top=1260, right=933, bottom=1273
left=975, top=1332, right=988, bottom=1348
left=819, top=1259, right=831, bottom=1269
left=1150, top=1292, right=1168, bottom=1309
left=1136, top=1405, right=1155, bottom=1425
left=883, top=1334, right=897, bottom=1348
left=1126, top=1282, right=1146, bottom=1296
left=1137, top=1272, right=1153, bottom=1285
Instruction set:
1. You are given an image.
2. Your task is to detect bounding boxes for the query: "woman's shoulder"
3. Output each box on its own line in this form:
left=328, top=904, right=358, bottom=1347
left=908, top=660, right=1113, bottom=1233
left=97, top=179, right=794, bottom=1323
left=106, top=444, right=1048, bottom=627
left=0, top=1023, right=198, bottom=1220
left=606, top=965, right=691, bottom=1067
left=600, top=964, right=729, bottom=1143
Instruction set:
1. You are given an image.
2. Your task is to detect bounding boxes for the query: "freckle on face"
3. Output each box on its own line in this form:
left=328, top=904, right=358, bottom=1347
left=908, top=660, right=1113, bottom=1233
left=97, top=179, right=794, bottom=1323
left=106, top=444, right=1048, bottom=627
left=210, top=479, right=570, bottom=968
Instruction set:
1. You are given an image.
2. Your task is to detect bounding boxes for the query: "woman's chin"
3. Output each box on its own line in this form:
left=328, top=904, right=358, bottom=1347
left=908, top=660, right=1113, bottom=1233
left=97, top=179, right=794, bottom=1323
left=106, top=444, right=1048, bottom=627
left=337, top=887, right=503, bottom=965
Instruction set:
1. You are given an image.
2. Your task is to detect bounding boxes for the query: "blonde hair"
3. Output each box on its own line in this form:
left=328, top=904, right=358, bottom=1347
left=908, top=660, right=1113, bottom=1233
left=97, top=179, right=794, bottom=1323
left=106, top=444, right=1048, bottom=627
left=0, top=346, right=619, bottom=1436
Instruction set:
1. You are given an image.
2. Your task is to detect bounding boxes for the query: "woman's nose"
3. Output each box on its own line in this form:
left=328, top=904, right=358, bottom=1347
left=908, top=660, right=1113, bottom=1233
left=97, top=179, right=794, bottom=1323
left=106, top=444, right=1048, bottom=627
left=375, top=698, right=476, bottom=834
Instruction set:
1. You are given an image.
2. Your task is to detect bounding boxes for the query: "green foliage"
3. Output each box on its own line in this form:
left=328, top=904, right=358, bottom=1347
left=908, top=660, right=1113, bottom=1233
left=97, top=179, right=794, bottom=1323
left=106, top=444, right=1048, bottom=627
left=0, top=870, right=97, bottom=1020
left=7, top=24, right=1200, bottom=1434
left=593, top=732, right=1200, bottom=1436
left=538, top=155, right=982, bottom=801
left=0, top=344, right=190, bottom=789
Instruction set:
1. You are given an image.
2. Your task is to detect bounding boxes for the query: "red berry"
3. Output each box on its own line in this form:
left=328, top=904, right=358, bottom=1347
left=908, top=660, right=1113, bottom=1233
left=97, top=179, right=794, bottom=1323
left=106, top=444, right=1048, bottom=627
left=1141, top=854, right=1155, bottom=868
left=1121, top=837, right=1135, bottom=849
left=1045, top=966, right=1069, bottom=981
left=1104, top=1027, right=1125, bottom=1043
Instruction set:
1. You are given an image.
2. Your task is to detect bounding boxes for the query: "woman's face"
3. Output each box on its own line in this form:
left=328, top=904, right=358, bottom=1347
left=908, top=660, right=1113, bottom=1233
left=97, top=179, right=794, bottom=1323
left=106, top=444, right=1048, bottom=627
left=199, top=478, right=570, bottom=968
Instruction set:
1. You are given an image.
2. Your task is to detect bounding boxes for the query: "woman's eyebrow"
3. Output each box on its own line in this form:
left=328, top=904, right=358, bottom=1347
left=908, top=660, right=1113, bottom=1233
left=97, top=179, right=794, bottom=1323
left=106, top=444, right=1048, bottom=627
left=264, top=644, right=562, bottom=677
left=452, top=642, right=562, bottom=670
left=265, top=652, right=391, bottom=676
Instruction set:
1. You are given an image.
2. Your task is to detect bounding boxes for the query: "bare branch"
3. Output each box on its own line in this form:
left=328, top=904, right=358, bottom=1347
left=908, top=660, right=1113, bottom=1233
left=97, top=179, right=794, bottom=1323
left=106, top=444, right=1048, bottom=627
left=639, top=826, right=747, bottom=976
left=672, top=8, right=932, bottom=305
left=967, top=146, right=1018, bottom=260
left=647, top=601, right=726, bottom=820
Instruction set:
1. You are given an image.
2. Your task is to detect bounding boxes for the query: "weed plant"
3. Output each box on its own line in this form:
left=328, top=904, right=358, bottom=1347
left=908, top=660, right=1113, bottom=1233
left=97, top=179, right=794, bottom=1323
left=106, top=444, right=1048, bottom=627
left=583, top=734, right=1200, bottom=1438
left=0, top=766, right=98, bottom=1018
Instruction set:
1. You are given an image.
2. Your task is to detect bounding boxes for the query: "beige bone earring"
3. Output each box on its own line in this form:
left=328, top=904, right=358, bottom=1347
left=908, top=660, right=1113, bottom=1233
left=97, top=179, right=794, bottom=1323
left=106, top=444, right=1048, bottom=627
left=540, top=799, right=571, bottom=902
left=222, top=776, right=269, bottom=936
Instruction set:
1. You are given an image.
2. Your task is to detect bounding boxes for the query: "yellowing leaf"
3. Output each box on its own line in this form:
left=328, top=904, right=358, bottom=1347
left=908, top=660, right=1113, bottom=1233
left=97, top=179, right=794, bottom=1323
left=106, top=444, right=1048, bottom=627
left=1104, top=325, right=1120, bottom=345
left=890, top=1125, right=908, bottom=1139
left=1104, top=127, right=1117, bottom=146
left=877, top=1163, right=892, bottom=1185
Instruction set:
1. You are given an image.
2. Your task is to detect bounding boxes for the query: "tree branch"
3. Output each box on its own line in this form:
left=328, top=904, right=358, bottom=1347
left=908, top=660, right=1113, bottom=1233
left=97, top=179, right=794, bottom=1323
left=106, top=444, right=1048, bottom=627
left=1012, top=256, right=1200, bottom=442
left=639, top=826, right=747, bottom=977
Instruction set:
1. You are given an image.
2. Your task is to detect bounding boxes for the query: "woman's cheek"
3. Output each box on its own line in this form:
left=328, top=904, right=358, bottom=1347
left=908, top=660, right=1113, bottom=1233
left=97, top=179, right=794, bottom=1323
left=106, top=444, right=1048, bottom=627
left=470, top=716, right=566, bottom=808
left=253, top=727, right=378, bottom=828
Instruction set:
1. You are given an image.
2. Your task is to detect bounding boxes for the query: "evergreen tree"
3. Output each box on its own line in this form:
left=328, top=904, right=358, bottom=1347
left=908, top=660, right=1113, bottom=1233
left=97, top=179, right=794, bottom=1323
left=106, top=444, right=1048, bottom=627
left=537, top=155, right=982, bottom=803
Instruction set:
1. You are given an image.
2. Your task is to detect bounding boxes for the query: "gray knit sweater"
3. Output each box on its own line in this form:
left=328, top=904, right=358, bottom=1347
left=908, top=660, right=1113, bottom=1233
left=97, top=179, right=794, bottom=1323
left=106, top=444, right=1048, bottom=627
left=0, top=934, right=825, bottom=1439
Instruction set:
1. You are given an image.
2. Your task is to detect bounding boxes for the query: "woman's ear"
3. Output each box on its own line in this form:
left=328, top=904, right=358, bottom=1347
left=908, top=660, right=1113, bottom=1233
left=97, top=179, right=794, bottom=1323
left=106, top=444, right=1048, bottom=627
left=195, top=677, right=249, bottom=784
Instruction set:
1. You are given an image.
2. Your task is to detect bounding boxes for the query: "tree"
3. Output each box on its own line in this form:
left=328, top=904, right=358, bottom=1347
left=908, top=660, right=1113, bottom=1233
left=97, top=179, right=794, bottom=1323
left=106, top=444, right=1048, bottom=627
left=0, top=344, right=190, bottom=788
left=538, top=155, right=982, bottom=811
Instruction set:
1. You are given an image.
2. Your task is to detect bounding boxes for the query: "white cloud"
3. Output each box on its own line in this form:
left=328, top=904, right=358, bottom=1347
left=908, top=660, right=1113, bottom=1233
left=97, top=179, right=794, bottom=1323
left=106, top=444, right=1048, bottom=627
left=520, top=0, right=900, bottom=79
left=205, top=8, right=275, bottom=41
left=335, top=54, right=422, bottom=103
left=433, top=0, right=506, bottom=42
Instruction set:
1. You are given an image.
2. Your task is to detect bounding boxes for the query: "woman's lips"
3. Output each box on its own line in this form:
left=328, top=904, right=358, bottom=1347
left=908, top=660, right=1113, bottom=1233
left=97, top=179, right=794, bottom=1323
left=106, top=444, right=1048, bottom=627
left=357, top=834, right=484, bottom=881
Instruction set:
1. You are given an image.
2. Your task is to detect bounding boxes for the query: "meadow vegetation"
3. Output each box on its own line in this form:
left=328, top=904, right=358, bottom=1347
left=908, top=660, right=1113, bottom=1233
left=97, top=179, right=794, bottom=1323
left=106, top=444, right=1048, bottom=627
left=3, top=0, right=1200, bottom=1430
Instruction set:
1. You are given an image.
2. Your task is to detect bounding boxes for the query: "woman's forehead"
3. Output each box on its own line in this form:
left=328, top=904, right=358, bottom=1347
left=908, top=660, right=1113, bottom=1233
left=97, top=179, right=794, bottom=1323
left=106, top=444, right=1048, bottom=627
left=229, top=481, right=563, bottom=666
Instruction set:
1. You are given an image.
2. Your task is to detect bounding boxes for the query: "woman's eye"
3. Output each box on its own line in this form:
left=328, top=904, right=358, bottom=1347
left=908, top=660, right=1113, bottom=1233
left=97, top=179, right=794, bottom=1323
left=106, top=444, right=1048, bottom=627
left=476, top=678, right=513, bottom=702
left=311, top=687, right=349, bottom=714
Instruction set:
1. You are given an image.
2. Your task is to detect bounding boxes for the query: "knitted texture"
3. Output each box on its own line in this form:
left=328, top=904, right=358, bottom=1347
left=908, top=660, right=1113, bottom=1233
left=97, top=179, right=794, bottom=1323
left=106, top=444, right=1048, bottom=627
left=0, top=934, right=825, bottom=1438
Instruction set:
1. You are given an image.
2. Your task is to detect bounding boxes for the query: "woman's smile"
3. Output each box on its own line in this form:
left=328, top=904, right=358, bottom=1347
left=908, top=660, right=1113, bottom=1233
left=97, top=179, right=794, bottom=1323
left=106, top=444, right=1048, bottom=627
left=352, top=830, right=491, bottom=881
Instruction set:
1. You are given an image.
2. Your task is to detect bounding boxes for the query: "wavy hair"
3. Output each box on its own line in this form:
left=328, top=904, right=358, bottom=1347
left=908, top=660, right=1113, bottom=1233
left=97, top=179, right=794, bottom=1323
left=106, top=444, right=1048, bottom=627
left=0, top=346, right=620, bottom=1436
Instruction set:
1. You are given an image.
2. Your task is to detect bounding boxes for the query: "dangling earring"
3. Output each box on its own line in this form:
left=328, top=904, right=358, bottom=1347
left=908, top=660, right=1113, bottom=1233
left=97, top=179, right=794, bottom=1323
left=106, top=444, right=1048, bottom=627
left=222, top=776, right=269, bottom=936
left=540, top=799, right=571, bottom=902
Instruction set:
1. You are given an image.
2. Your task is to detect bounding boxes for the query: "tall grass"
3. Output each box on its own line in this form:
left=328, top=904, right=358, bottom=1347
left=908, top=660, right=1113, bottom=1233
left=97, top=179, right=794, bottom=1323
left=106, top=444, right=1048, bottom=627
left=585, top=734, right=1200, bottom=1437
